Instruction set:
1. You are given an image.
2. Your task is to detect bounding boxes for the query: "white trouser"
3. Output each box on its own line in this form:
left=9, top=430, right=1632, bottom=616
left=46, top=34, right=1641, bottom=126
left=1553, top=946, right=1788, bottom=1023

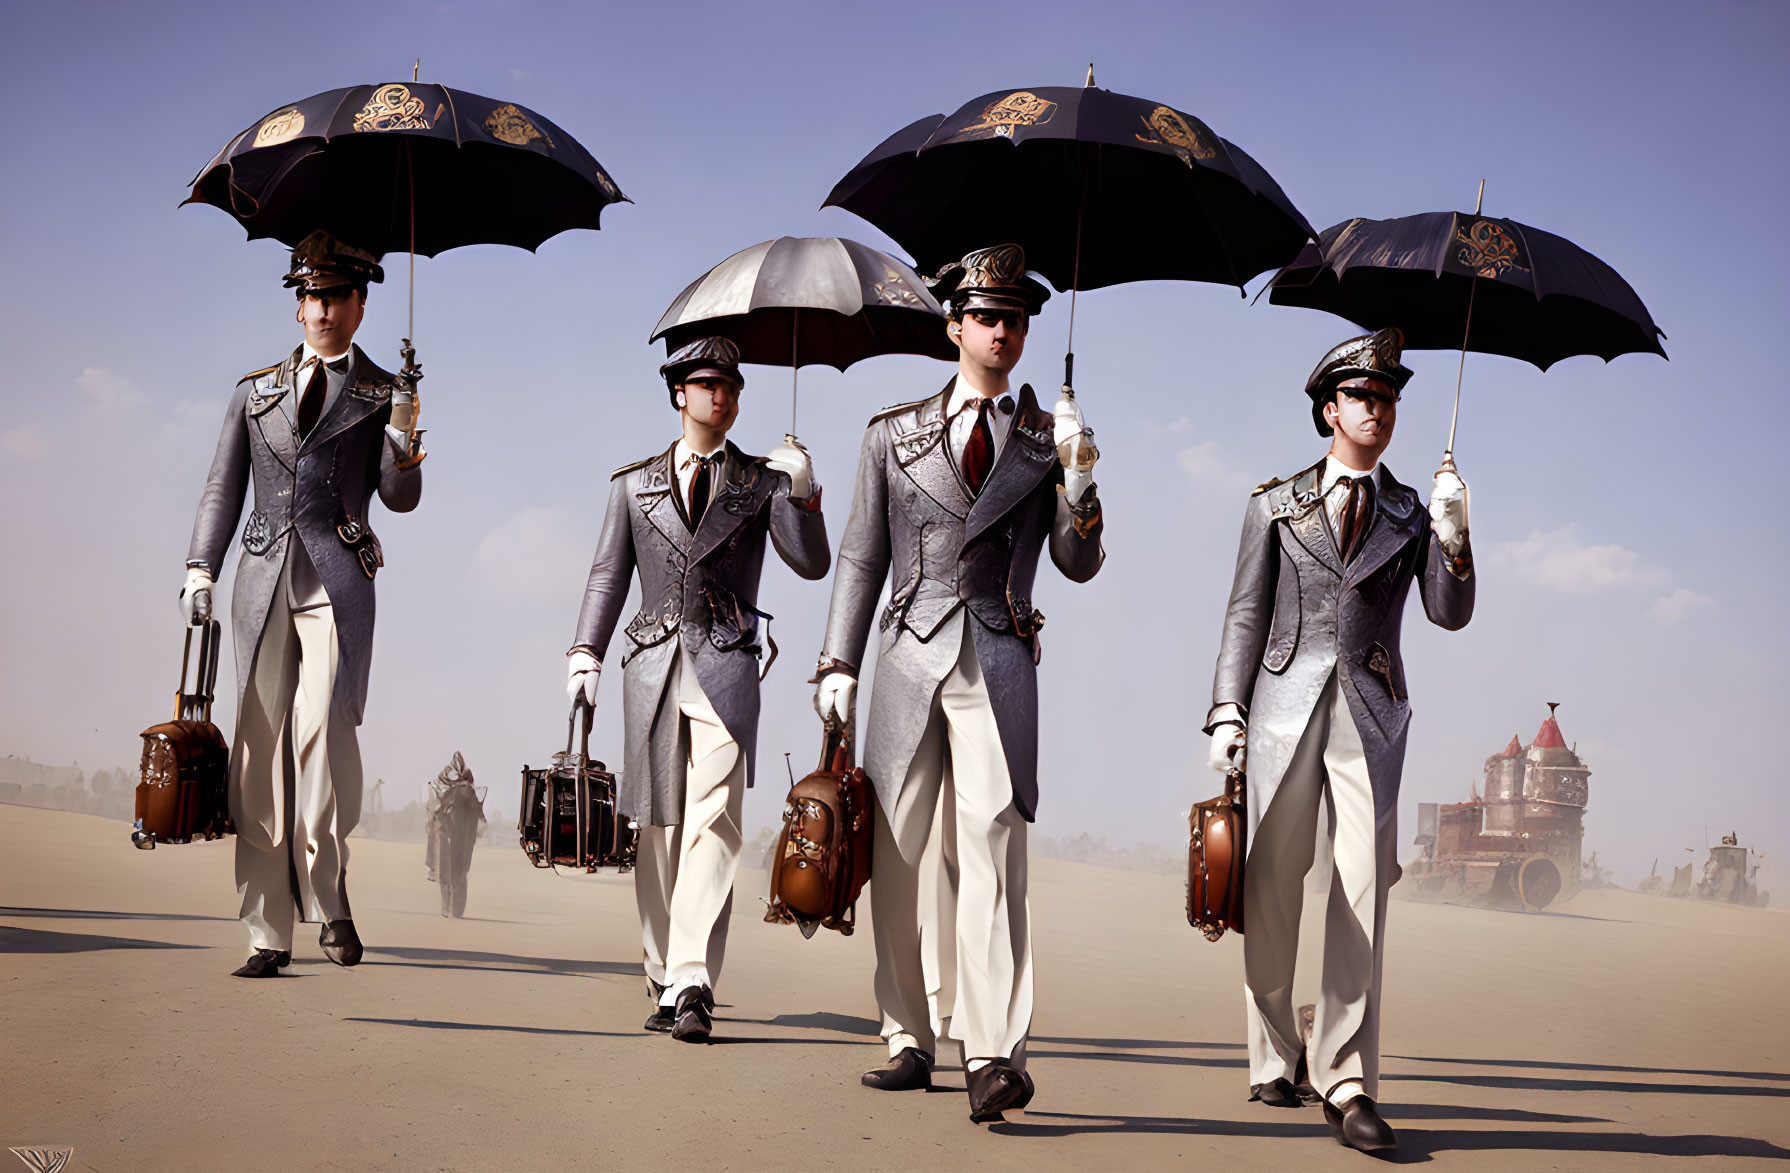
left=229, top=562, right=361, bottom=952
left=1243, top=671, right=1396, bottom=1103
left=635, top=647, right=744, bottom=1006
left=872, top=620, right=1032, bottom=1071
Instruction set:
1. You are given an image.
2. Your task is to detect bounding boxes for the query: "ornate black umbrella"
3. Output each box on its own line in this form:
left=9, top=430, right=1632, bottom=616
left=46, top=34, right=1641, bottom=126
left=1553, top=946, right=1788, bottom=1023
left=824, top=68, right=1314, bottom=395
left=1268, top=183, right=1666, bottom=458
left=651, top=236, right=952, bottom=434
left=184, top=73, right=628, bottom=385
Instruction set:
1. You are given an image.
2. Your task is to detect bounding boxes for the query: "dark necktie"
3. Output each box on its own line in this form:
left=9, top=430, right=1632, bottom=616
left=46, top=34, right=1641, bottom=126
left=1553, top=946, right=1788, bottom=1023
left=297, top=360, right=327, bottom=439
left=296, top=356, right=346, bottom=440
left=1337, top=475, right=1376, bottom=565
left=961, top=398, right=995, bottom=494
left=688, top=453, right=720, bottom=527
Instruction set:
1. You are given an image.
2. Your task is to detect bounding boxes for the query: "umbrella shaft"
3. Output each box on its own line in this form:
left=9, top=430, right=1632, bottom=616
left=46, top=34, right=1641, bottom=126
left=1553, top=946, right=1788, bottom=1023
left=1446, top=274, right=1478, bottom=458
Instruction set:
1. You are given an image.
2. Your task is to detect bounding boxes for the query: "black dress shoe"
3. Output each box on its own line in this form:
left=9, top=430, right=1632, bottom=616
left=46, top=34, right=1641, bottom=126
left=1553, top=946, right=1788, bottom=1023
left=1250, top=1077, right=1306, bottom=1108
left=966, top=1059, right=1034, bottom=1123
left=860, top=1047, right=934, bottom=1091
left=319, top=920, right=363, bottom=967
left=644, top=1002, right=676, bottom=1033
left=231, top=948, right=290, bottom=978
left=669, top=985, right=714, bottom=1043
left=1324, top=1094, right=1397, bottom=1153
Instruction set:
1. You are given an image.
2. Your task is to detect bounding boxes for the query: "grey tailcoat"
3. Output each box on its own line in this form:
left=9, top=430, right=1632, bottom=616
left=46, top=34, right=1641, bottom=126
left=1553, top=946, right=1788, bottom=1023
left=819, top=380, right=1104, bottom=850
left=1205, top=460, right=1474, bottom=830
left=187, top=345, right=422, bottom=726
left=572, top=441, right=831, bottom=827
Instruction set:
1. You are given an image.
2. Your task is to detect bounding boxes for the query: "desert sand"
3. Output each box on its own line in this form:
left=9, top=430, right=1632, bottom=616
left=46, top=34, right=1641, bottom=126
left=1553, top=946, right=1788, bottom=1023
left=1, top=803, right=1786, bottom=1171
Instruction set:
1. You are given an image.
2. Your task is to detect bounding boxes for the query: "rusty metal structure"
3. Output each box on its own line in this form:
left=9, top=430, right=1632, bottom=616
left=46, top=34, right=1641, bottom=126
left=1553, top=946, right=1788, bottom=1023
left=1406, top=703, right=1591, bottom=910
left=1691, top=833, right=1770, bottom=907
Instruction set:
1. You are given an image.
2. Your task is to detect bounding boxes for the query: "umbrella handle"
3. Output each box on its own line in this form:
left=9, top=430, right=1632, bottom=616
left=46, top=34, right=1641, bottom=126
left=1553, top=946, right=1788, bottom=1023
left=1061, top=351, right=1075, bottom=400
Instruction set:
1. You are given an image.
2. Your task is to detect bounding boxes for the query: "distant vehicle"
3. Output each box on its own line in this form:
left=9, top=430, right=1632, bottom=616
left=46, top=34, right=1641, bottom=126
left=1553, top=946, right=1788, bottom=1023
left=1405, top=703, right=1589, bottom=911
left=1689, top=833, right=1770, bottom=908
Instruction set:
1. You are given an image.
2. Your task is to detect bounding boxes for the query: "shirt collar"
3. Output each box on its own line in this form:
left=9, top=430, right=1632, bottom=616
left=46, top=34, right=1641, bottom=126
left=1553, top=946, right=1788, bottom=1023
left=299, top=342, right=353, bottom=371
left=1322, top=454, right=1381, bottom=495
left=946, top=381, right=1015, bottom=418
left=674, top=437, right=726, bottom=469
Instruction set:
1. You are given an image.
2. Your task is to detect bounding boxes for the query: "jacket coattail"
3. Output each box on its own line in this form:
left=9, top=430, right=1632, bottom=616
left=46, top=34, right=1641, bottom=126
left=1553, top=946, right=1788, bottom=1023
left=187, top=344, right=422, bottom=726
left=573, top=441, right=831, bottom=827
left=1208, top=459, right=1474, bottom=830
left=820, top=379, right=1104, bottom=845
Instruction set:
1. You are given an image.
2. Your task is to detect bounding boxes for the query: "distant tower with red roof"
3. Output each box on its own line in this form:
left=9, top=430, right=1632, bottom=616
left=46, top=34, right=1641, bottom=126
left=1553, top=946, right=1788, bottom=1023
left=1413, top=703, right=1594, bottom=909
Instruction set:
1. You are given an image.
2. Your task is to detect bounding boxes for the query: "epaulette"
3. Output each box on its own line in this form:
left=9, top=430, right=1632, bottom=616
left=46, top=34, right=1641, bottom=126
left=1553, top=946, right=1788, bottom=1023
left=239, top=362, right=281, bottom=384
left=1252, top=475, right=1288, bottom=497
left=868, top=396, right=931, bottom=425
left=610, top=455, right=655, bottom=480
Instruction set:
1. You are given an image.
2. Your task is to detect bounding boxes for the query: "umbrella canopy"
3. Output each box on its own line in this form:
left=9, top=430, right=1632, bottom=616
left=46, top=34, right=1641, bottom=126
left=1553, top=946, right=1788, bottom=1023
left=1268, top=212, right=1666, bottom=369
left=183, top=81, right=628, bottom=254
left=651, top=236, right=955, bottom=369
left=823, top=84, right=1313, bottom=292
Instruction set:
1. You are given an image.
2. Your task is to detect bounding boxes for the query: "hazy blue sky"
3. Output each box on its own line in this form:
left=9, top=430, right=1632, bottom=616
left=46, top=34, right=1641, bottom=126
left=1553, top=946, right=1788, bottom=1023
left=2, top=0, right=1785, bottom=888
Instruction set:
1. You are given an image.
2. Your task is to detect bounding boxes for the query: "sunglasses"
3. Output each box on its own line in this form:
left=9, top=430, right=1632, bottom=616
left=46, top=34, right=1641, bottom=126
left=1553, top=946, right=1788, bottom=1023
left=964, top=309, right=1027, bottom=329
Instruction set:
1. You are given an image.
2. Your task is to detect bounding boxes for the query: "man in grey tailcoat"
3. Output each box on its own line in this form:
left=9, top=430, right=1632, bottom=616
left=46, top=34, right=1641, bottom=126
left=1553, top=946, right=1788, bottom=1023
left=181, top=230, right=425, bottom=978
left=813, top=244, right=1105, bottom=1123
left=1205, top=327, right=1474, bottom=1154
left=567, top=336, right=830, bottom=1042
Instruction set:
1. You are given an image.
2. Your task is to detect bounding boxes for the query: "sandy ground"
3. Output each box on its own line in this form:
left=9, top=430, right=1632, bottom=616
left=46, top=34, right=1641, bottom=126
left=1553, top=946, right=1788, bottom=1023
left=1, top=804, right=1785, bottom=1171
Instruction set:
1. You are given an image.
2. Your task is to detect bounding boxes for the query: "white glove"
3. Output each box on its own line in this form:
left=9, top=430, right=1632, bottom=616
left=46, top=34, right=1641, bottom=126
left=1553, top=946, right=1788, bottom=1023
left=1207, top=722, right=1247, bottom=773
left=765, top=437, right=814, bottom=500
left=566, top=649, right=601, bottom=707
left=814, top=672, right=856, bottom=724
left=1429, top=461, right=1470, bottom=556
left=1053, top=392, right=1096, bottom=504
left=179, top=567, right=214, bottom=626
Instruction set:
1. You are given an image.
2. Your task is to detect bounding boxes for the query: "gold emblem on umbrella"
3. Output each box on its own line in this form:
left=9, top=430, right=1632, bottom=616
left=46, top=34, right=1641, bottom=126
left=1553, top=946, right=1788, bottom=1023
left=353, top=83, right=434, bottom=132
left=1134, top=105, right=1215, bottom=165
left=484, top=103, right=554, bottom=147
left=1454, top=219, right=1530, bottom=279
left=958, top=91, right=1059, bottom=139
left=253, top=106, right=306, bottom=148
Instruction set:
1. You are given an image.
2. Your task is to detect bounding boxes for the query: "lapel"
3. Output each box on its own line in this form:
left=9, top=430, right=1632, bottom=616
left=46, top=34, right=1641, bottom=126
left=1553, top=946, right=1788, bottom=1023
left=1281, top=460, right=1344, bottom=578
left=636, top=443, right=690, bottom=555
left=892, top=382, right=970, bottom=520
left=963, top=384, right=1056, bottom=547
left=1345, top=465, right=1422, bottom=583
left=248, top=348, right=302, bottom=473
left=689, top=441, right=773, bottom=565
left=299, top=344, right=393, bottom=456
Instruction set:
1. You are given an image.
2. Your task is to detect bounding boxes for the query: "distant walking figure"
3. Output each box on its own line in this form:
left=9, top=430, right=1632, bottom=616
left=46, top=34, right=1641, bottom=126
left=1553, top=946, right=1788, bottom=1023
left=425, top=751, right=485, bottom=918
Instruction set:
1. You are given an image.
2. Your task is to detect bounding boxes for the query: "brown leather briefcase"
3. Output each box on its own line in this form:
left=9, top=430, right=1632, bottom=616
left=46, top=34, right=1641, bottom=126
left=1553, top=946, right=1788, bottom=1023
left=134, top=618, right=232, bottom=849
left=765, top=716, right=873, bottom=938
left=1187, top=767, right=1245, bottom=940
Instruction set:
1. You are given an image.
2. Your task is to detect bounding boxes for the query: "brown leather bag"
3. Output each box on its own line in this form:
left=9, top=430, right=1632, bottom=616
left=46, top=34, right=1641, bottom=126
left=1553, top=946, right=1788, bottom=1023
left=1187, top=766, right=1245, bottom=940
left=765, top=716, right=873, bottom=937
left=134, top=618, right=232, bottom=849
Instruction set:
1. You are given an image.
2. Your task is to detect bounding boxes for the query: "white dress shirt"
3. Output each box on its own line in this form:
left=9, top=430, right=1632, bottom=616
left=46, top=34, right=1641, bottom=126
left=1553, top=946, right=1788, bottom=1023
left=945, top=382, right=1015, bottom=473
left=1321, top=454, right=1381, bottom=534
left=673, top=437, right=727, bottom=520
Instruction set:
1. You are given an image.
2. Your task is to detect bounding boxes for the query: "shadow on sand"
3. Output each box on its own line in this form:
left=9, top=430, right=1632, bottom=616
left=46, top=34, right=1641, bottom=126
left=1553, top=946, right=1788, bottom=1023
left=0, top=925, right=209, bottom=953
left=991, top=1111, right=1790, bottom=1160
left=288, top=945, right=640, bottom=979
left=1389, top=1052, right=1790, bottom=1084
left=0, top=905, right=234, bottom=923
left=344, top=1016, right=866, bottom=1047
